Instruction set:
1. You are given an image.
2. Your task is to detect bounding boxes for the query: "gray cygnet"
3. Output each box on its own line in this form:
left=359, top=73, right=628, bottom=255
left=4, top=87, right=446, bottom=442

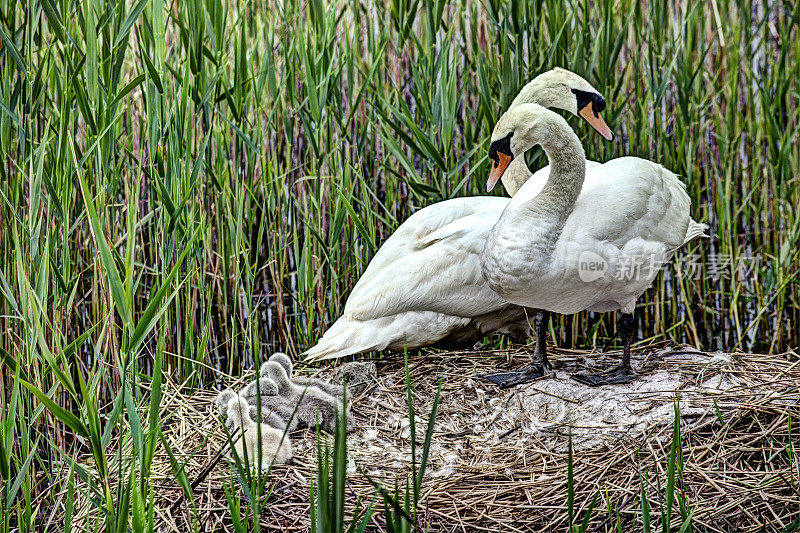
left=241, top=377, right=298, bottom=431
left=215, top=389, right=257, bottom=434
left=260, top=361, right=350, bottom=432
left=226, top=395, right=292, bottom=469
left=269, top=352, right=345, bottom=399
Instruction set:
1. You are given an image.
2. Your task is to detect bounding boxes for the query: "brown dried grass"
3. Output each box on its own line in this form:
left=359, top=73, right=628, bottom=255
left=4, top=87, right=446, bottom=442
left=56, top=345, right=800, bottom=532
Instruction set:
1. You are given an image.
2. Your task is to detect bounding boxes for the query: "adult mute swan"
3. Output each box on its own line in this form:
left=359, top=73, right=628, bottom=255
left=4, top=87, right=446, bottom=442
left=303, top=68, right=613, bottom=363
left=481, top=104, right=707, bottom=387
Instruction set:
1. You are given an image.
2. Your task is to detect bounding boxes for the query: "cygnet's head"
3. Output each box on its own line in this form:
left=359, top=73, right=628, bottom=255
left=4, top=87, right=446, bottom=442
left=215, top=390, right=236, bottom=416
left=242, top=377, right=279, bottom=398
left=226, top=395, right=253, bottom=428
left=261, top=361, right=292, bottom=392
left=269, top=352, right=293, bottom=376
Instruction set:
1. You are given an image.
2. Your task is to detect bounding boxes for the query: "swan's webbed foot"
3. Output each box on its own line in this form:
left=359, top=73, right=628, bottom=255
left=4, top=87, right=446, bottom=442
left=482, top=310, right=553, bottom=389
left=575, top=312, right=638, bottom=386
left=572, top=365, right=636, bottom=387
left=481, top=363, right=553, bottom=389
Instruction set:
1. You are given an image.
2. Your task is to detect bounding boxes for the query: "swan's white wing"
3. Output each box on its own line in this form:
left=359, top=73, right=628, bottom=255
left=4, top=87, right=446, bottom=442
left=564, top=157, right=690, bottom=250
left=303, top=196, right=519, bottom=362
left=344, top=197, right=511, bottom=321
left=556, top=157, right=694, bottom=312
left=489, top=157, right=700, bottom=316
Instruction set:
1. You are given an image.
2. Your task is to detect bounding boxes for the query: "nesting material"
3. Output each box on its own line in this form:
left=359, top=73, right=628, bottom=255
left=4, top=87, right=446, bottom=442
left=226, top=395, right=293, bottom=470
left=331, top=361, right=378, bottom=395
left=496, top=351, right=737, bottom=451
left=59, top=347, right=800, bottom=531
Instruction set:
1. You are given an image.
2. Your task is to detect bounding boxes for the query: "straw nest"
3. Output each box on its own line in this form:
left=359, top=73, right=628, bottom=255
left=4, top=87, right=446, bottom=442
left=59, top=345, right=799, bottom=532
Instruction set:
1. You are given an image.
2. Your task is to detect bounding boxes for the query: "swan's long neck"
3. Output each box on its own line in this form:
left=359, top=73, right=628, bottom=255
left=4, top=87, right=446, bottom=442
left=501, top=73, right=567, bottom=195
left=231, top=403, right=253, bottom=428
left=524, top=123, right=586, bottom=221
left=490, top=116, right=586, bottom=268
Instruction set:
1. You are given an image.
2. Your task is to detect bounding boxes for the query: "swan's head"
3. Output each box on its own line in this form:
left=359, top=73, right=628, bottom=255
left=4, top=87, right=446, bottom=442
left=487, top=104, right=573, bottom=191
left=269, top=352, right=293, bottom=376
left=510, top=67, right=613, bottom=143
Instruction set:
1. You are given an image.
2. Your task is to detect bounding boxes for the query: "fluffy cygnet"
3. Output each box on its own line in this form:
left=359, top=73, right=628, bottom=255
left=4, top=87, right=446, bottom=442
left=260, top=361, right=350, bottom=432
left=241, top=377, right=297, bottom=431
left=269, top=352, right=345, bottom=399
left=215, top=390, right=236, bottom=417
left=215, top=389, right=257, bottom=434
left=226, top=395, right=293, bottom=469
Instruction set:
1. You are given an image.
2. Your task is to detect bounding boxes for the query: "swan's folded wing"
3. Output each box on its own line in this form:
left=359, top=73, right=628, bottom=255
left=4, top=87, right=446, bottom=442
left=343, top=197, right=510, bottom=321
left=348, top=198, right=479, bottom=277
left=567, top=157, right=691, bottom=251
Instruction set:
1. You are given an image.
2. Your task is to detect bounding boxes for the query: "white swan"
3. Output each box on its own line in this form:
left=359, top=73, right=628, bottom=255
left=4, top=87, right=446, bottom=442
left=303, top=68, right=613, bottom=362
left=480, top=104, right=707, bottom=387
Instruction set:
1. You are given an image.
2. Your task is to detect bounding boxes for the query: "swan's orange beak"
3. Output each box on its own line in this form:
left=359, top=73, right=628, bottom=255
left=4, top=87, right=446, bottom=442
left=487, top=153, right=511, bottom=192
left=579, top=103, right=614, bottom=141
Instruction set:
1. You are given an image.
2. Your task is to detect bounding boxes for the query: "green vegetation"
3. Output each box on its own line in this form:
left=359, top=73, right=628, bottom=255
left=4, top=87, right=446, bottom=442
left=0, top=0, right=798, bottom=530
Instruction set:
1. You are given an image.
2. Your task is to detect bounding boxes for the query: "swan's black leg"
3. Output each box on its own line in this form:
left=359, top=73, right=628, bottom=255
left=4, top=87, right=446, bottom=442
left=533, top=309, right=550, bottom=368
left=482, top=310, right=554, bottom=388
left=618, top=312, right=634, bottom=371
left=573, top=312, right=637, bottom=387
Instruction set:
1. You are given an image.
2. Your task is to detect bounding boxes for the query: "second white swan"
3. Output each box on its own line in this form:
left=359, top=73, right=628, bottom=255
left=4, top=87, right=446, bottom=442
left=480, top=104, right=707, bottom=387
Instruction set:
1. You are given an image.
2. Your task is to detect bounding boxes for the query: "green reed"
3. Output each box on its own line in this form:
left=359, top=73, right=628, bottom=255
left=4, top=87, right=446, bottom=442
left=0, top=0, right=798, bottom=529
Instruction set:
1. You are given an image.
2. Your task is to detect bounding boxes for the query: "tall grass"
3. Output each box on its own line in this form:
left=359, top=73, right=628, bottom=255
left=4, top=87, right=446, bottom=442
left=0, top=0, right=798, bottom=529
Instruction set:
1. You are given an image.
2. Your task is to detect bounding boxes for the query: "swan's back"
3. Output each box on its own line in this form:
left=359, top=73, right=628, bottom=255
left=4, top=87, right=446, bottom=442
left=564, top=157, right=691, bottom=250
left=343, top=196, right=511, bottom=321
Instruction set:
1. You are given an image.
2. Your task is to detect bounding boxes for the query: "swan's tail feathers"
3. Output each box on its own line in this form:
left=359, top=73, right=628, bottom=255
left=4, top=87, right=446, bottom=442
left=303, top=311, right=478, bottom=363
left=683, top=219, right=709, bottom=245
left=302, top=316, right=383, bottom=363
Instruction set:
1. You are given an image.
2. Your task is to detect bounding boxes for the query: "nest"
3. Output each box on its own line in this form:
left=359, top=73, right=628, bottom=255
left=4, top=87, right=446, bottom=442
left=59, top=346, right=799, bottom=532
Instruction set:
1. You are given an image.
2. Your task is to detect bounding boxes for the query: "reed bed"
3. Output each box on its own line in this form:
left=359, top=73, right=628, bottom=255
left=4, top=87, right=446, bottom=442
left=1, top=0, right=799, bottom=530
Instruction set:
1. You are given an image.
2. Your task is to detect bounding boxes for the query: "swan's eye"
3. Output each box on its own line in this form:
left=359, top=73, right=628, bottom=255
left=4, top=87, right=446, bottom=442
left=572, top=88, right=606, bottom=116
left=488, top=132, right=514, bottom=164
left=592, top=94, right=606, bottom=113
